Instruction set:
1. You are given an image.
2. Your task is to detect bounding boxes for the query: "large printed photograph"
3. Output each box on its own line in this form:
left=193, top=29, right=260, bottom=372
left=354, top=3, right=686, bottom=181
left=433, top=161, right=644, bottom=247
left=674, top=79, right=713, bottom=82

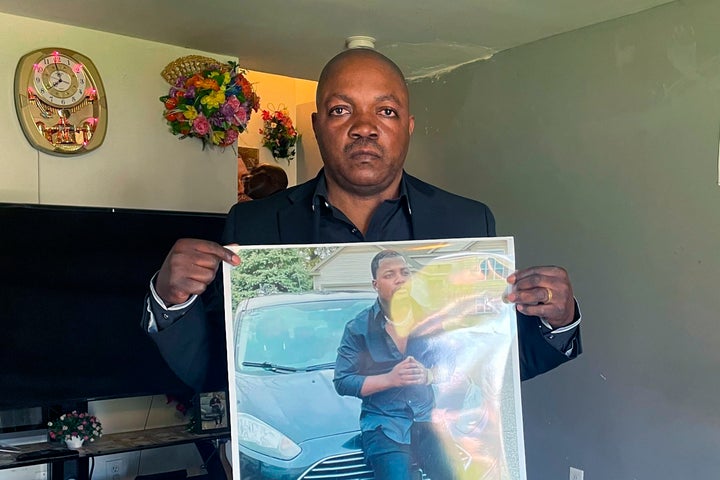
left=222, top=238, right=525, bottom=480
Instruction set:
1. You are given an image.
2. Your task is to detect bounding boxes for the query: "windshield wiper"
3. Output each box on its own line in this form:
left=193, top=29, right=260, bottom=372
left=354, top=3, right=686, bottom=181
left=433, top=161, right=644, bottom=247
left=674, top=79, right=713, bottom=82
left=303, top=362, right=336, bottom=372
left=242, top=361, right=297, bottom=373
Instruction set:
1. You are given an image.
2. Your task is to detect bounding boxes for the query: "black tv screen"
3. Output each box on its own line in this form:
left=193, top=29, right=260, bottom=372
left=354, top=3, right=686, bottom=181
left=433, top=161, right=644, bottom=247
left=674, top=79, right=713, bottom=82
left=0, top=203, right=226, bottom=409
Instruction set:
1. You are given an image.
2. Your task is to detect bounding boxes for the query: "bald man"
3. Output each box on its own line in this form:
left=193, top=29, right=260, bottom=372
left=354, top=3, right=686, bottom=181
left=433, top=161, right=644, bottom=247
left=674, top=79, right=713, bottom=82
left=143, top=48, right=582, bottom=477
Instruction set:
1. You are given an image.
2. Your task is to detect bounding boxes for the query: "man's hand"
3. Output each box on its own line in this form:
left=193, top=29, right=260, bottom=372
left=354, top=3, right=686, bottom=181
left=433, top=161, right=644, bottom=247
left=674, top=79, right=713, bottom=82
left=360, top=356, right=432, bottom=397
left=155, top=239, right=240, bottom=306
left=386, top=356, right=429, bottom=387
left=506, top=266, right=575, bottom=328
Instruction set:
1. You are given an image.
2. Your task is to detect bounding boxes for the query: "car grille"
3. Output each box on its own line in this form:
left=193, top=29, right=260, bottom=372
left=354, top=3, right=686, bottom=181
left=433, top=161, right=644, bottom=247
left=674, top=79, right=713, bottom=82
left=299, top=450, right=373, bottom=479
left=298, top=450, right=436, bottom=480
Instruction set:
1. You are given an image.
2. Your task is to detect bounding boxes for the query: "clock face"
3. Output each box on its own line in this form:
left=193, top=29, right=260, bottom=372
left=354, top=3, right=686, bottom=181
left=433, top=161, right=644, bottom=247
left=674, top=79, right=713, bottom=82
left=14, top=48, right=107, bottom=155
left=32, top=52, right=88, bottom=108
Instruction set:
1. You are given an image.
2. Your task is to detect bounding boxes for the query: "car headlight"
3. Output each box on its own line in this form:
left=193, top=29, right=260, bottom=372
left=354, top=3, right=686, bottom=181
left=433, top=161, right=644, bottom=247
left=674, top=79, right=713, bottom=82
left=237, top=412, right=301, bottom=460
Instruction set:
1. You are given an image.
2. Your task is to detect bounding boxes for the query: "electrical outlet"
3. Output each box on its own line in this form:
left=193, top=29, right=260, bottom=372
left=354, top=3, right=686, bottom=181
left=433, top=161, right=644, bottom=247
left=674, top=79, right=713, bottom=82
left=570, top=467, right=584, bottom=480
left=106, top=459, right=124, bottom=479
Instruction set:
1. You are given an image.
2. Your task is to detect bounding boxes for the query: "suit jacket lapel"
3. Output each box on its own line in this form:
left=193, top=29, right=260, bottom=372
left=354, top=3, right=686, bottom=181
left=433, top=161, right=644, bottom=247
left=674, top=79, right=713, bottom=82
left=405, top=172, right=494, bottom=239
left=405, top=174, right=445, bottom=240
left=276, top=177, right=317, bottom=244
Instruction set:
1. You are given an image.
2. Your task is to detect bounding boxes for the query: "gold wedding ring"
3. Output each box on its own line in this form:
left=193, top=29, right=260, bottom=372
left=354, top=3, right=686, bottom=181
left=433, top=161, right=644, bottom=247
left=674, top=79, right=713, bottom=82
left=545, top=288, right=553, bottom=303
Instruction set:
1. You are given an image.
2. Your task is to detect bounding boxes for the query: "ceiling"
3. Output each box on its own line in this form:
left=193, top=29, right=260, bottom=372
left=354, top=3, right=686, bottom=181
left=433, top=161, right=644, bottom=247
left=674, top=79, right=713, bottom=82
left=0, top=0, right=673, bottom=81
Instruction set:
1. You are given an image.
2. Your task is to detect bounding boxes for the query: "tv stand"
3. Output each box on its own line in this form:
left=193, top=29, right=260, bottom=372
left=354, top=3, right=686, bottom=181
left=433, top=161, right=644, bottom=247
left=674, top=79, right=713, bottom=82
left=0, top=425, right=230, bottom=479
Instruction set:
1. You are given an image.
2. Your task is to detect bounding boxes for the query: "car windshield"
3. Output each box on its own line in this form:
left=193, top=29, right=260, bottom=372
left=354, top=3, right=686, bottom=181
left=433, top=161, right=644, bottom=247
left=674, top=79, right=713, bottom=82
left=235, top=296, right=374, bottom=373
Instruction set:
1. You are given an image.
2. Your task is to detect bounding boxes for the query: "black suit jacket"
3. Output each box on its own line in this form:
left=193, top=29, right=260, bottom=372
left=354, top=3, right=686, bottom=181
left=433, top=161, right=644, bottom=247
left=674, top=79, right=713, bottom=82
left=146, top=171, right=579, bottom=391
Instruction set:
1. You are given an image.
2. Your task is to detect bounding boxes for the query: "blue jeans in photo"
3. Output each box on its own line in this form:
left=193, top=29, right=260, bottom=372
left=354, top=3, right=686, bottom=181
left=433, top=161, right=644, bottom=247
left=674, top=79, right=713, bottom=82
left=361, top=422, right=456, bottom=480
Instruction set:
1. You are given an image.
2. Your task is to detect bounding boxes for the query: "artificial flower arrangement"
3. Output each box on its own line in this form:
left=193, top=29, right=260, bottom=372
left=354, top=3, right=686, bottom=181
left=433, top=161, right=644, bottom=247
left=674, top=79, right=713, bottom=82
left=48, top=410, right=103, bottom=443
left=259, top=107, right=299, bottom=163
left=160, top=56, right=260, bottom=149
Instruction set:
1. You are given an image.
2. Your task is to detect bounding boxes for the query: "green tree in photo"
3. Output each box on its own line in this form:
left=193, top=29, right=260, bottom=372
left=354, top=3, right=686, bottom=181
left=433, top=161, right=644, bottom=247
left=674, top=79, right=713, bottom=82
left=231, top=248, right=314, bottom=305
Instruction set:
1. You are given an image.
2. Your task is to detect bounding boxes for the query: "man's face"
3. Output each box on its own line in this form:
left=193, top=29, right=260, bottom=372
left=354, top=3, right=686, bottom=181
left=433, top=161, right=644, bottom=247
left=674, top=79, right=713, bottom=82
left=373, top=256, right=411, bottom=305
left=312, top=53, right=415, bottom=197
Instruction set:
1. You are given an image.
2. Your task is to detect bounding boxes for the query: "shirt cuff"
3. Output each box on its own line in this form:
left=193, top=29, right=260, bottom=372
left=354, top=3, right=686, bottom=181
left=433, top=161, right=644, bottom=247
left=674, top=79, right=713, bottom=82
left=146, top=272, right=198, bottom=332
left=539, top=298, right=582, bottom=357
left=539, top=297, right=582, bottom=333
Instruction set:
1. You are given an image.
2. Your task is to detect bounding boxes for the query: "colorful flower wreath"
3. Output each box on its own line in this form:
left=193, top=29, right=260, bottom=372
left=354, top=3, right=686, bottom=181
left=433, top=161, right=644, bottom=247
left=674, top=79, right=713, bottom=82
left=259, top=107, right=299, bottom=163
left=160, top=57, right=260, bottom=149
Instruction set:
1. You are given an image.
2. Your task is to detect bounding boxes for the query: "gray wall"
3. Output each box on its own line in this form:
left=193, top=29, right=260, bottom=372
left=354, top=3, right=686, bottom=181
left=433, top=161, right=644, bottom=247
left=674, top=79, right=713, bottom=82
left=407, top=0, right=720, bottom=478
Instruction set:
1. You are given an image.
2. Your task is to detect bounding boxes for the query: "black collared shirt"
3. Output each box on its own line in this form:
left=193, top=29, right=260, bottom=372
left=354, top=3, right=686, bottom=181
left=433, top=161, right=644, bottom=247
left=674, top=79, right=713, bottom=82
left=312, top=174, right=413, bottom=243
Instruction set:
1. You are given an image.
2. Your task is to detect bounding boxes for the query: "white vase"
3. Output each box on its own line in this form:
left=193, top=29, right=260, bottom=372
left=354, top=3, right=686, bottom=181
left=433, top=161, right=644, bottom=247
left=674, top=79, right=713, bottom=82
left=65, top=435, right=84, bottom=449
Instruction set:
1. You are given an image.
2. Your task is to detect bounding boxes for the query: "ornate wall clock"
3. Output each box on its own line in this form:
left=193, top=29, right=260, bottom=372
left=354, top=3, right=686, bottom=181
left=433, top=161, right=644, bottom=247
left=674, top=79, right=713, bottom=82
left=14, top=48, right=108, bottom=155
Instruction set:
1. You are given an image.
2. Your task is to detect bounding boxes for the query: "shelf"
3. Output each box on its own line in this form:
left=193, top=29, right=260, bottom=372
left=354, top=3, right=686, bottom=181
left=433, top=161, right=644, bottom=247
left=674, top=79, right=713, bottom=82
left=0, top=425, right=230, bottom=475
left=80, top=424, right=228, bottom=456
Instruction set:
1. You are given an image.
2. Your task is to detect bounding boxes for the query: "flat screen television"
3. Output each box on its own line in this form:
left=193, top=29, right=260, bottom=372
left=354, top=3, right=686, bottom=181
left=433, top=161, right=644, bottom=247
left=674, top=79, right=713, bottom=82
left=0, top=203, right=227, bottom=410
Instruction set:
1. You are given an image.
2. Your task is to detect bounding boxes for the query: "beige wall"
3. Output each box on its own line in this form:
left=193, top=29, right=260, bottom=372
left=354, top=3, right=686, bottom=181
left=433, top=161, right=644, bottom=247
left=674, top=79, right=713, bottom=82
left=0, top=13, right=237, bottom=212
left=241, top=70, right=317, bottom=186
left=0, top=12, right=317, bottom=213
left=407, top=0, right=720, bottom=478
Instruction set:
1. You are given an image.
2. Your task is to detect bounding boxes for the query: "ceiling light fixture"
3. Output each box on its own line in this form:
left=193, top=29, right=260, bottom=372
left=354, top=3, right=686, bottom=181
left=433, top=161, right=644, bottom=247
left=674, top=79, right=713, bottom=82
left=345, top=36, right=376, bottom=50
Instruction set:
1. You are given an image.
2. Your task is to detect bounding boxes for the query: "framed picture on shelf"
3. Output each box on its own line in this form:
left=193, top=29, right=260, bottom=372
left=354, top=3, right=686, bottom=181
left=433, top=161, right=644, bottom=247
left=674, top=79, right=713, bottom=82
left=238, top=146, right=259, bottom=170
left=193, top=390, right=229, bottom=434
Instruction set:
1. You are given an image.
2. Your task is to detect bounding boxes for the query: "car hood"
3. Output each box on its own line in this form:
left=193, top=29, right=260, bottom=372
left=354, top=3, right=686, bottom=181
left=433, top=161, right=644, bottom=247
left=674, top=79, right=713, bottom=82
left=236, top=368, right=362, bottom=444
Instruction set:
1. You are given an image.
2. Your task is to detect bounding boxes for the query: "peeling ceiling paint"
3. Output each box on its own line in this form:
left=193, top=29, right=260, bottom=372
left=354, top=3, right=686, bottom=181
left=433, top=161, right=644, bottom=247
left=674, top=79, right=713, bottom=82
left=381, top=42, right=497, bottom=81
